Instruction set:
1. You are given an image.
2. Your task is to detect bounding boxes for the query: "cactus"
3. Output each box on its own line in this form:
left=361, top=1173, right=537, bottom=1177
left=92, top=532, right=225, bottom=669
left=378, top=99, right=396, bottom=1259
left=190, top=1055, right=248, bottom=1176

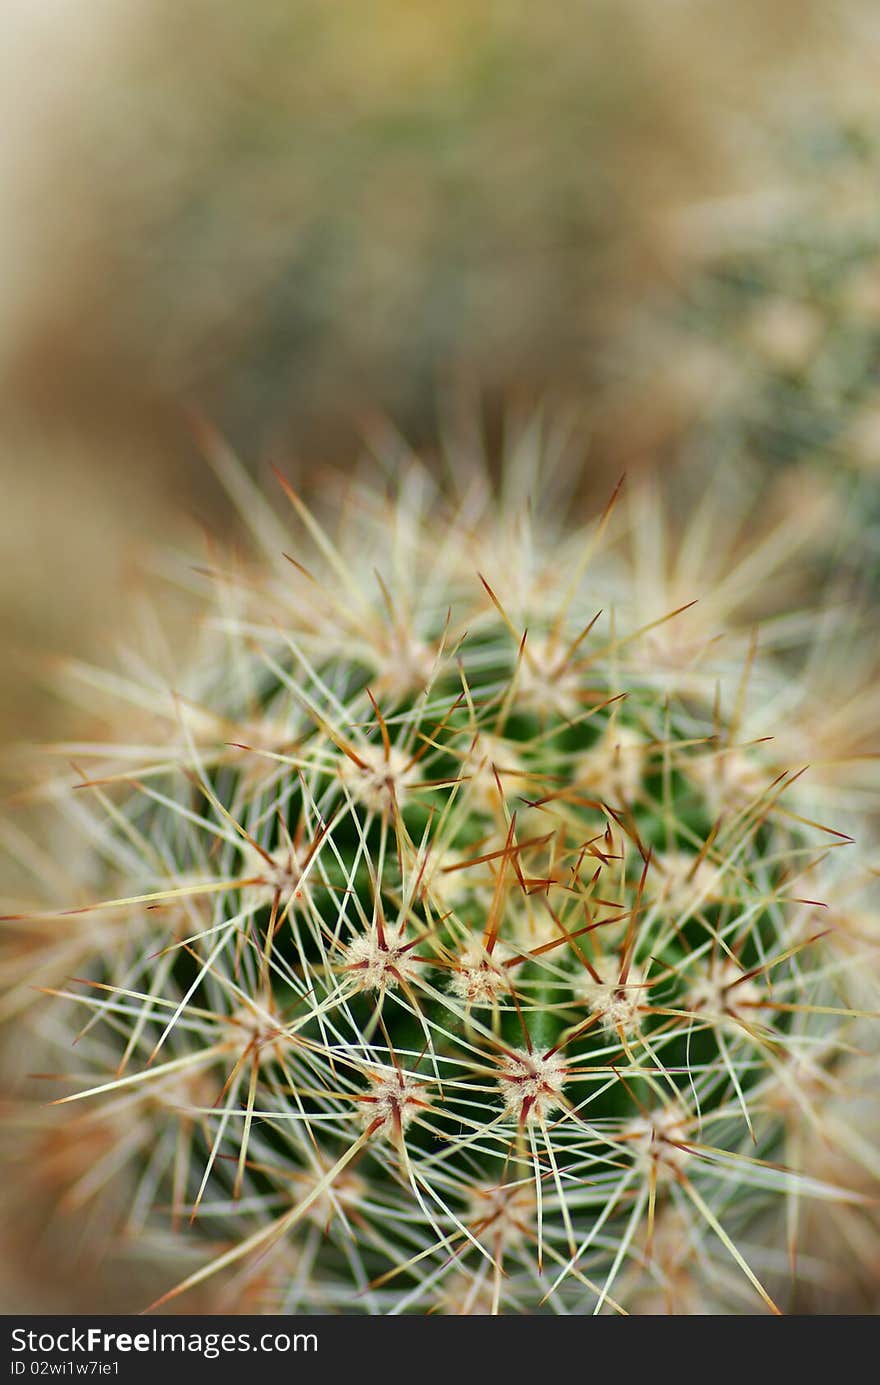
left=6, top=422, right=877, bottom=1315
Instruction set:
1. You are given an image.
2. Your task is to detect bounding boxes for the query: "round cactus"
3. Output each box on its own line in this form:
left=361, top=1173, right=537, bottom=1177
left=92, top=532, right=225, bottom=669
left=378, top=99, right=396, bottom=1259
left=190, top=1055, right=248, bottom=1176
left=6, top=424, right=877, bottom=1314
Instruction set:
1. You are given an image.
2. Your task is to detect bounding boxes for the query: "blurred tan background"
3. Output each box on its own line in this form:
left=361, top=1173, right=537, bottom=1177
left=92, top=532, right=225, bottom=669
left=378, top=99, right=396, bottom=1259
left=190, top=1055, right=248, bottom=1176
left=1, top=0, right=879, bottom=1311
left=4, top=1, right=879, bottom=741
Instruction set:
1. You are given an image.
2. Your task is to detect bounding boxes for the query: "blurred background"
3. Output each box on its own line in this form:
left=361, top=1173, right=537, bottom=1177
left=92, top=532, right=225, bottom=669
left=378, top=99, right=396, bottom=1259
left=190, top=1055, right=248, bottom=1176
left=1, top=0, right=879, bottom=1310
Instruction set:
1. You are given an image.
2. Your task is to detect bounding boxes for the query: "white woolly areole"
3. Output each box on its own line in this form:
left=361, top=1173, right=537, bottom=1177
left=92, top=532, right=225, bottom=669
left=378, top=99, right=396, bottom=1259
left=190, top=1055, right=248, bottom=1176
left=497, top=1047, right=568, bottom=1124
left=577, top=723, right=646, bottom=805
left=510, top=904, right=560, bottom=950
left=574, top=956, right=646, bottom=1035
left=223, top=1003, right=287, bottom=1064
left=338, top=743, right=416, bottom=814
left=688, top=957, right=765, bottom=1025
left=459, top=732, right=524, bottom=811
left=449, top=936, right=513, bottom=1006
left=372, top=631, right=437, bottom=698
left=690, top=749, right=769, bottom=819
left=344, top=926, right=419, bottom=992
left=626, top=1102, right=693, bottom=1179
left=294, top=1162, right=366, bottom=1230
left=467, top=1180, right=534, bottom=1248
left=360, top=1068, right=430, bottom=1139
left=239, top=841, right=313, bottom=910
left=516, top=633, right=581, bottom=719
left=646, top=850, right=721, bottom=916
left=420, top=846, right=482, bottom=913
left=765, top=1045, right=837, bottom=1117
